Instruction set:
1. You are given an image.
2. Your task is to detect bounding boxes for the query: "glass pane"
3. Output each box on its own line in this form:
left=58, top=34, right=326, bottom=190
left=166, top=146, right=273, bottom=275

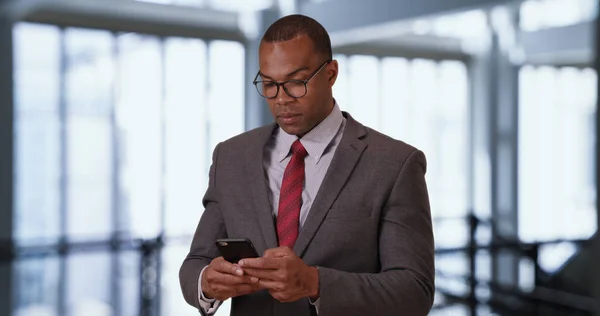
left=434, top=219, right=469, bottom=249
left=64, top=28, right=114, bottom=240
left=436, top=252, right=468, bottom=277
left=207, top=40, right=245, bottom=155
left=409, top=59, right=440, bottom=215
left=519, top=257, right=535, bottom=291
left=518, top=65, right=542, bottom=242
left=66, top=252, right=112, bottom=316
left=174, top=0, right=203, bottom=5
left=164, top=38, right=208, bottom=236
left=473, top=148, right=492, bottom=220
left=380, top=57, right=410, bottom=141
left=13, top=22, right=61, bottom=243
left=477, top=305, right=493, bottom=315
left=407, top=59, right=437, bottom=153
left=431, top=10, right=488, bottom=40
left=518, top=65, right=597, bottom=242
left=161, top=245, right=202, bottom=316
left=12, top=257, right=60, bottom=316
left=437, top=61, right=468, bottom=218
left=137, top=0, right=274, bottom=11
left=66, top=118, right=112, bottom=239
left=520, top=0, right=598, bottom=31
left=475, top=250, right=491, bottom=282
left=475, top=224, right=492, bottom=245
left=429, top=304, right=468, bottom=316
left=436, top=272, right=470, bottom=297
left=347, top=55, right=380, bottom=128
left=13, top=23, right=61, bottom=113
left=137, top=0, right=175, bottom=4
left=332, top=54, right=349, bottom=111
left=118, top=250, right=140, bottom=316
left=116, top=33, right=163, bottom=238
left=137, top=0, right=204, bottom=7
left=208, top=0, right=273, bottom=11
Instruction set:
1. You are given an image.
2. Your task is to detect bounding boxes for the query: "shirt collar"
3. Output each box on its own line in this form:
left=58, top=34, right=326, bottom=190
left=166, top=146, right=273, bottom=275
left=275, top=103, right=344, bottom=164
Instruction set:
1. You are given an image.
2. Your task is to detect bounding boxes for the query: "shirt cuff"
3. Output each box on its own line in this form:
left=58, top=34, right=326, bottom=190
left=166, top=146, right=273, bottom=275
left=198, top=266, right=222, bottom=314
left=308, top=266, right=320, bottom=314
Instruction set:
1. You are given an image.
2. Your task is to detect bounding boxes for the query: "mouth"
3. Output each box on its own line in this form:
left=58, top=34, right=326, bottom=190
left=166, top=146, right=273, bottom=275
left=278, top=113, right=301, bottom=125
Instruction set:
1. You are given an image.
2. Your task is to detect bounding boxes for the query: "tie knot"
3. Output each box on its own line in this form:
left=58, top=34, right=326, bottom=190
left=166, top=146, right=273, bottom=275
left=291, top=140, right=308, bottom=159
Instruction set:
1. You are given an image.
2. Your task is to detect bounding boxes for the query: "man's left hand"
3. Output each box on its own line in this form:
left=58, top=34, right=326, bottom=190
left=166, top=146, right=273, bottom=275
left=238, top=247, right=319, bottom=303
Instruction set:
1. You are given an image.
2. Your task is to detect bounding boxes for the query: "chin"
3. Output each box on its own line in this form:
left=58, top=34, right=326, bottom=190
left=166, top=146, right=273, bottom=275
left=280, top=125, right=305, bottom=137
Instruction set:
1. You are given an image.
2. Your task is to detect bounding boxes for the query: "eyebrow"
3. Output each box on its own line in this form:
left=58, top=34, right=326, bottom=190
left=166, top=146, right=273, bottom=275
left=260, top=66, right=310, bottom=80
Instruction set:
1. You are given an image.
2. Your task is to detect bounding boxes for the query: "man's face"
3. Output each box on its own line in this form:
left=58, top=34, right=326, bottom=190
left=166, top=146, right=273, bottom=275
left=257, top=35, right=338, bottom=137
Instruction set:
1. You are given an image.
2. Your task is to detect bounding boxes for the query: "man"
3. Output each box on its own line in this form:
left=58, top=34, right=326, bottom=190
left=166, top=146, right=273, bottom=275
left=180, top=14, right=435, bottom=316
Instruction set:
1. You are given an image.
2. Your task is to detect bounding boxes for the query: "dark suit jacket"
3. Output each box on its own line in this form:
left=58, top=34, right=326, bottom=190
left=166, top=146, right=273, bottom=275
left=180, top=112, right=435, bottom=316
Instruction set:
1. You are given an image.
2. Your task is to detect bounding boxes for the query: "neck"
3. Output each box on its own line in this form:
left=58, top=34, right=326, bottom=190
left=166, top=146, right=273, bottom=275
left=296, top=99, right=336, bottom=138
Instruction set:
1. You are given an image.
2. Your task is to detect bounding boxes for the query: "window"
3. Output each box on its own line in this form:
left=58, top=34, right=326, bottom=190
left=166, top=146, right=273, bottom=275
left=12, top=22, right=245, bottom=316
left=65, top=253, right=112, bottom=316
left=65, top=28, right=115, bottom=241
left=13, top=23, right=61, bottom=244
left=117, top=33, right=164, bottom=239
left=520, top=0, right=598, bottom=31
left=12, top=257, right=60, bottom=316
left=518, top=65, right=597, bottom=242
left=163, top=37, right=208, bottom=237
left=136, top=0, right=275, bottom=11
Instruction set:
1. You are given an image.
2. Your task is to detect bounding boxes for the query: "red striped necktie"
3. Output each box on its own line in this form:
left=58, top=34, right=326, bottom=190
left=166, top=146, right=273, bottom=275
left=276, top=139, right=308, bottom=248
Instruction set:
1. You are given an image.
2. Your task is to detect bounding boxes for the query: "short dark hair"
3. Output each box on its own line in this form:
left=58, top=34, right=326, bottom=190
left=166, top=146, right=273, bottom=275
left=261, top=14, right=332, bottom=60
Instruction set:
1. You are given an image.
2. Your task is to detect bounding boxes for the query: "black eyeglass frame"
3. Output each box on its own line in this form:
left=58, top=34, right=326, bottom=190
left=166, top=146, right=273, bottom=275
left=252, top=59, right=332, bottom=99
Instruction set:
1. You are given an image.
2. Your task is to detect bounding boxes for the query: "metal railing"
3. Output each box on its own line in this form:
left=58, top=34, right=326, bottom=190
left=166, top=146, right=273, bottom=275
left=432, top=214, right=597, bottom=316
left=1, top=215, right=597, bottom=316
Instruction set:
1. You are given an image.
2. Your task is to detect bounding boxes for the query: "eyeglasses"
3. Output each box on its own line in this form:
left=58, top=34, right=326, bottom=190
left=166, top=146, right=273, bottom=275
left=253, top=60, right=331, bottom=99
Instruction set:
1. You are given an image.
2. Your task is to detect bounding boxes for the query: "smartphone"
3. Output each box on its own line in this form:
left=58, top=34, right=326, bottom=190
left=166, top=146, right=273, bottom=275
left=215, top=238, right=259, bottom=263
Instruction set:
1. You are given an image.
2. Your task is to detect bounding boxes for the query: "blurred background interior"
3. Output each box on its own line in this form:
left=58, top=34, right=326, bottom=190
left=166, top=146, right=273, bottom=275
left=0, top=0, right=599, bottom=315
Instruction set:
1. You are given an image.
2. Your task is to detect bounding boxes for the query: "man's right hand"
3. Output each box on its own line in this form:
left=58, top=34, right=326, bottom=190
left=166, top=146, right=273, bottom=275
left=201, top=256, right=261, bottom=301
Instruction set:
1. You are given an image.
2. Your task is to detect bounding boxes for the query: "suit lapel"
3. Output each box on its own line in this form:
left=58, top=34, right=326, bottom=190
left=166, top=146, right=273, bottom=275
left=293, top=114, right=367, bottom=257
left=245, top=124, right=279, bottom=250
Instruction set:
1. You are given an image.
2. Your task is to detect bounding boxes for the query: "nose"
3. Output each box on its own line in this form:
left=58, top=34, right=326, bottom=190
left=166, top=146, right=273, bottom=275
left=275, top=85, right=294, bottom=105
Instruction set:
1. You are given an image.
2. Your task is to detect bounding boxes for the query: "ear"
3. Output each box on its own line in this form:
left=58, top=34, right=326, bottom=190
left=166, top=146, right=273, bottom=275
left=327, top=59, right=339, bottom=87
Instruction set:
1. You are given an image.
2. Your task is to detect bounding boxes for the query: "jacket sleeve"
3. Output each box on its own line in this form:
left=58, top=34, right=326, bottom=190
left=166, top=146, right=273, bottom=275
left=316, top=149, right=435, bottom=316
